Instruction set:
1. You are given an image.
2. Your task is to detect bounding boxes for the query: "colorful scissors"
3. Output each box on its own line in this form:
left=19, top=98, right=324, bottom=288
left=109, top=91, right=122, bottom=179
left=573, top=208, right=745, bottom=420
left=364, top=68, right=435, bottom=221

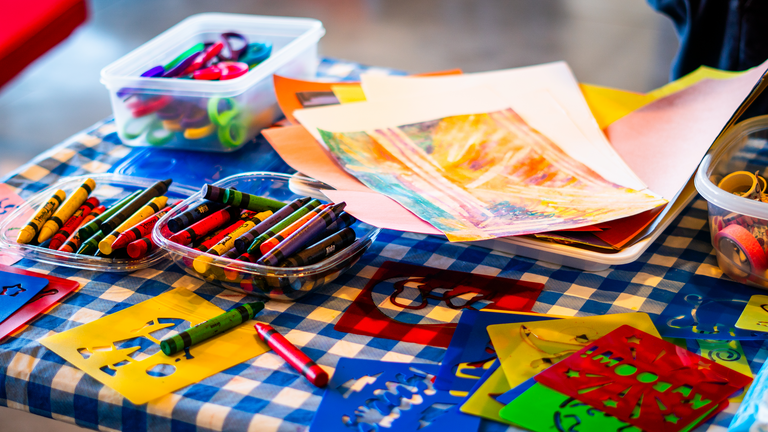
left=207, top=97, right=247, bottom=148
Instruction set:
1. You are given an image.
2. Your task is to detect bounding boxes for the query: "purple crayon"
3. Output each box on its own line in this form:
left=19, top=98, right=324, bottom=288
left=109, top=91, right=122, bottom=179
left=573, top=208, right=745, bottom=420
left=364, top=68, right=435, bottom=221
left=256, top=203, right=346, bottom=266
left=234, top=197, right=311, bottom=253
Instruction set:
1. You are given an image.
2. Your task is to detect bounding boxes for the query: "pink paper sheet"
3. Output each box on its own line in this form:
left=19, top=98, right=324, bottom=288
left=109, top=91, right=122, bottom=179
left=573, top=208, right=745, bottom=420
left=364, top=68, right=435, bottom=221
left=0, top=183, right=29, bottom=265
left=606, top=63, right=768, bottom=200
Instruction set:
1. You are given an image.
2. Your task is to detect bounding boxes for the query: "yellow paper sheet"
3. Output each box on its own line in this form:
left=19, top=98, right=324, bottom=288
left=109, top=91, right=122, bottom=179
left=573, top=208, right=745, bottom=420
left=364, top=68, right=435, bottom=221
left=331, top=84, right=367, bottom=104
left=487, top=313, right=659, bottom=396
left=735, top=294, right=768, bottom=332
left=41, top=288, right=270, bottom=405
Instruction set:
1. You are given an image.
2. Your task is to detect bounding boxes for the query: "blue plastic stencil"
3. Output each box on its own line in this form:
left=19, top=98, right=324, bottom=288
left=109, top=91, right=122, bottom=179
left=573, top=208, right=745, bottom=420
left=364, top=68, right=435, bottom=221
left=654, top=275, right=764, bottom=340
left=0, top=271, right=49, bottom=323
left=311, top=358, right=480, bottom=432
left=435, top=310, right=557, bottom=392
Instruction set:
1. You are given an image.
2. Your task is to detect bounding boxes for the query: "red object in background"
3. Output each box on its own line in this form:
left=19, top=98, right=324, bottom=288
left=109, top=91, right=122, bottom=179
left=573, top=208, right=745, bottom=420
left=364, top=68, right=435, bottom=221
left=0, top=0, right=87, bottom=89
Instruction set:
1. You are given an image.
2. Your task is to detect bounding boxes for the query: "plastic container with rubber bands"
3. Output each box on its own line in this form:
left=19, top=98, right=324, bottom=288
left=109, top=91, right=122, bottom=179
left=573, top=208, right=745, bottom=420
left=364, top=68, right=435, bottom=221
left=695, top=115, right=768, bottom=289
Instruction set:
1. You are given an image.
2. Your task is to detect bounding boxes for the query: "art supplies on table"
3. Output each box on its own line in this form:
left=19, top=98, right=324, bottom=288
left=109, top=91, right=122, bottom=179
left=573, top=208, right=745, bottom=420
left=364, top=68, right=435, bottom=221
left=0, top=264, right=79, bottom=342
left=154, top=173, right=379, bottom=301
left=309, top=358, right=481, bottom=432
left=0, top=174, right=194, bottom=272
left=333, top=261, right=543, bottom=348
left=0, top=271, right=49, bottom=324
left=254, top=322, right=329, bottom=387
left=40, top=288, right=270, bottom=405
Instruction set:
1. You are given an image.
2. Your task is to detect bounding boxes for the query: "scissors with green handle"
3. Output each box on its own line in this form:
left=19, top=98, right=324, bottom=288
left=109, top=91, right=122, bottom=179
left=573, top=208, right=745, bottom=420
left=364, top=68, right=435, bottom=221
left=207, top=97, right=247, bottom=148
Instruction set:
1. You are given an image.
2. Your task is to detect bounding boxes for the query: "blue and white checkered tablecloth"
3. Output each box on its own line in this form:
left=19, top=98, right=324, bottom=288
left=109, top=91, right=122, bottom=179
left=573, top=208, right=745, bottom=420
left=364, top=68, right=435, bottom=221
left=1, top=58, right=765, bottom=432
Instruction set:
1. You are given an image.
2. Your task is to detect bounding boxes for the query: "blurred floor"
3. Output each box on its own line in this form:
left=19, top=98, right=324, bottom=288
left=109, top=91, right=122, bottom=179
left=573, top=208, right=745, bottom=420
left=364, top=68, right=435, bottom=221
left=0, top=0, right=677, bottom=430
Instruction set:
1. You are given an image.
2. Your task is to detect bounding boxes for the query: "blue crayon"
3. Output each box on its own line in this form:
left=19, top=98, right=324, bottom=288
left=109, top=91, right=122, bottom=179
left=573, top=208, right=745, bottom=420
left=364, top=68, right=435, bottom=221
left=256, top=203, right=346, bottom=266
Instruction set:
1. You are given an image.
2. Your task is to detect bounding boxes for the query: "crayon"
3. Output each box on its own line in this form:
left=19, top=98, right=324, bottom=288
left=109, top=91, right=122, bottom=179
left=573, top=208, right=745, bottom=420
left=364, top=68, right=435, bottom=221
left=77, top=230, right=107, bottom=255
left=60, top=205, right=106, bottom=253
left=237, top=253, right=255, bottom=263
left=193, top=210, right=259, bottom=252
left=99, top=196, right=168, bottom=254
left=234, top=197, right=311, bottom=253
left=111, top=204, right=173, bottom=250
left=160, top=302, right=265, bottom=356
left=259, top=205, right=329, bottom=255
left=246, top=199, right=322, bottom=255
left=254, top=322, right=328, bottom=387
left=37, top=178, right=95, bottom=243
left=100, top=179, right=172, bottom=233
left=17, top=189, right=66, bottom=244
left=77, top=190, right=142, bottom=240
left=38, top=237, right=53, bottom=249
left=167, top=199, right=226, bottom=232
left=281, top=227, right=357, bottom=267
left=169, top=206, right=240, bottom=246
left=201, top=184, right=285, bottom=212
left=126, top=237, right=157, bottom=259
left=193, top=212, right=271, bottom=274
left=257, top=203, right=346, bottom=266
left=49, top=197, right=100, bottom=250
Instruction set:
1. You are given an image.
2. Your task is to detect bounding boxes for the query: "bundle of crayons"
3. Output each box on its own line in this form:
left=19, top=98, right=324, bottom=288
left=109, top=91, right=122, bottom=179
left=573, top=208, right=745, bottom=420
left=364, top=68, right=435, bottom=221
left=16, top=178, right=176, bottom=260
left=165, top=184, right=358, bottom=282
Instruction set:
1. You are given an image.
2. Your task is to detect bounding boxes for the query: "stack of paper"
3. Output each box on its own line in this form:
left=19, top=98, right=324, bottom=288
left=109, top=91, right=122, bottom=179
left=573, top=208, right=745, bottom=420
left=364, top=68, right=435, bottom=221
left=264, top=60, right=768, bottom=253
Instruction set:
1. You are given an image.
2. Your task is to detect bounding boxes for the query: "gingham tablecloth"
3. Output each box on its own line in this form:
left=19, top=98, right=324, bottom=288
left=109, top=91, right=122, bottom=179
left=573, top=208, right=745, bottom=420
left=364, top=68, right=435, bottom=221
left=0, top=58, right=764, bottom=432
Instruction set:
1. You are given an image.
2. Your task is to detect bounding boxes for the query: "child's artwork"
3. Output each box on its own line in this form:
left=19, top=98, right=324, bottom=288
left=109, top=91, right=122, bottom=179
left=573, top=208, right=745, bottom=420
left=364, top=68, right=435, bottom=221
left=655, top=275, right=764, bottom=340
left=334, top=261, right=543, bottom=348
left=0, top=271, right=48, bottom=323
left=487, top=313, right=659, bottom=397
left=0, top=264, right=79, bottom=341
left=435, top=309, right=558, bottom=393
left=310, top=359, right=480, bottom=432
left=534, top=325, right=751, bottom=432
left=41, top=288, right=270, bottom=405
left=735, top=294, right=768, bottom=332
left=319, top=108, right=665, bottom=241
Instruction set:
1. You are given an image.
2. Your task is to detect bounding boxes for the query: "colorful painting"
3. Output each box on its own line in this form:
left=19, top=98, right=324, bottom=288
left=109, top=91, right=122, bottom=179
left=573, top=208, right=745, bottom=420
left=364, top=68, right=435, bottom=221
left=320, top=109, right=666, bottom=241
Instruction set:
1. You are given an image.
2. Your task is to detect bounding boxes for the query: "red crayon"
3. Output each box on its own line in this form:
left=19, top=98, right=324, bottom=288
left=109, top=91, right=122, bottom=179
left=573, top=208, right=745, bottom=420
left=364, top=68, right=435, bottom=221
left=259, top=204, right=329, bottom=255
left=254, top=322, right=329, bottom=387
left=111, top=204, right=174, bottom=250
left=59, top=205, right=106, bottom=253
left=194, top=210, right=258, bottom=252
left=169, top=206, right=240, bottom=246
left=49, top=197, right=100, bottom=250
left=126, top=237, right=156, bottom=259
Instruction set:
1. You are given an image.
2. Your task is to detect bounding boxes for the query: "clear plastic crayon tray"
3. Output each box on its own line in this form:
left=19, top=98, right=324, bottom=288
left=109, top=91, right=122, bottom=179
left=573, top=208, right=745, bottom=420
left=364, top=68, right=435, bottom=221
left=0, top=174, right=197, bottom=272
left=153, top=172, right=380, bottom=301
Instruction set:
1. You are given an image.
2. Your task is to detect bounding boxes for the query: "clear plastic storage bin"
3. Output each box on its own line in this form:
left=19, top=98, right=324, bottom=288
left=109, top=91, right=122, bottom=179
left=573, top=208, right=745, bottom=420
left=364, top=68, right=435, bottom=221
left=695, top=115, right=768, bottom=289
left=100, top=13, right=325, bottom=152
left=0, top=174, right=196, bottom=272
left=153, top=172, right=380, bottom=301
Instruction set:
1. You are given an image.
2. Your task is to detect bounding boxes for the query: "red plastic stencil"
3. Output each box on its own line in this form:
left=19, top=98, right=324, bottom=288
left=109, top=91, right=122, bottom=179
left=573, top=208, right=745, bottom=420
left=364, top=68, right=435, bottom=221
left=535, top=325, right=752, bottom=432
left=0, top=264, right=80, bottom=341
left=334, top=261, right=543, bottom=347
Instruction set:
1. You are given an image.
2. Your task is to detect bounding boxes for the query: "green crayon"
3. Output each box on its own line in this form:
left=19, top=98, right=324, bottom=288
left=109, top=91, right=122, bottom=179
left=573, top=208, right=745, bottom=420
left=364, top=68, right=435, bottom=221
left=201, top=184, right=285, bottom=212
left=159, top=302, right=265, bottom=356
left=77, top=190, right=142, bottom=240
left=77, top=230, right=107, bottom=255
left=247, top=199, right=321, bottom=255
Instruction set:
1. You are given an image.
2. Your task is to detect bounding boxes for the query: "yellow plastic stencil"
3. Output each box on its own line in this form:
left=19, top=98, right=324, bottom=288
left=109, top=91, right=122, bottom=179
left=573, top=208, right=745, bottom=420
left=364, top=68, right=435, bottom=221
left=460, top=365, right=513, bottom=423
left=697, top=339, right=752, bottom=403
left=41, top=288, right=270, bottom=405
left=487, top=313, right=660, bottom=399
left=735, top=294, right=768, bottom=332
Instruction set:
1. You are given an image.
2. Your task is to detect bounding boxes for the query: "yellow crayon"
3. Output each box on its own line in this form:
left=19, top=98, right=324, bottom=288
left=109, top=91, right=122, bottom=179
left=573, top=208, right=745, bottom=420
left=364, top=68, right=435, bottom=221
left=98, top=195, right=168, bottom=255
left=192, top=211, right=271, bottom=274
left=17, top=189, right=66, bottom=244
left=37, top=178, right=96, bottom=243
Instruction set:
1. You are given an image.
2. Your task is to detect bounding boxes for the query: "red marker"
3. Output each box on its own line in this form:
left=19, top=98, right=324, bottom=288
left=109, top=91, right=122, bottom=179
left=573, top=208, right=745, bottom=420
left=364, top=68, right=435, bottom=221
left=254, top=322, right=328, bottom=388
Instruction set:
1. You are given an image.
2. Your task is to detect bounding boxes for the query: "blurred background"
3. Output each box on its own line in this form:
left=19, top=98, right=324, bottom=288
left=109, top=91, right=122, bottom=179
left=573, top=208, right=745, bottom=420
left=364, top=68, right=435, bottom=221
left=0, top=0, right=678, bottom=180
left=1, top=0, right=677, bottom=429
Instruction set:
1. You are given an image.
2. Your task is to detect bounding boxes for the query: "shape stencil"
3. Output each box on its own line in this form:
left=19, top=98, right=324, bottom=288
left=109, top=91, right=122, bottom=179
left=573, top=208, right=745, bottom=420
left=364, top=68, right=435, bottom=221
left=535, top=325, right=751, bottom=432
left=0, top=271, right=49, bottom=324
left=41, top=288, right=270, bottom=405
left=335, top=261, right=543, bottom=348
left=311, top=358, right=480, bottom=432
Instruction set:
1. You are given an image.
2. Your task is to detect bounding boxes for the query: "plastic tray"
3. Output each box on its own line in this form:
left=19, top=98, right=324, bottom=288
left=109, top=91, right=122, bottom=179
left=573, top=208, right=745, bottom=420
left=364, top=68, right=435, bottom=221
left=153, top=172, right=379, bottom=301
left=0, top=174, right=196, bottom=272
left=100, top=13, right=325, bottom=151
left=695, top=115, right=768, bottom=288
